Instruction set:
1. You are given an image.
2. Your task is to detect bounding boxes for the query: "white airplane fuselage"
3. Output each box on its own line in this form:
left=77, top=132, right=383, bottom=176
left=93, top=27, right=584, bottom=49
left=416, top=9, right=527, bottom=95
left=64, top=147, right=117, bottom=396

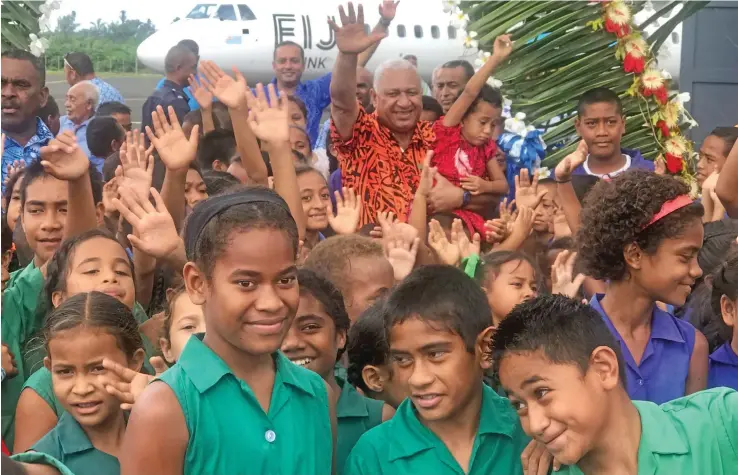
left=136, top=1, right=472, bottom=83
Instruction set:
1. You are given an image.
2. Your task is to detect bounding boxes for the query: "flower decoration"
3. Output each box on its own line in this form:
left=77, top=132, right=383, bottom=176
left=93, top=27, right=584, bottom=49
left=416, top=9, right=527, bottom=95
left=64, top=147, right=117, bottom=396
left=536, top=167, right=552, bottom=180
left=450, top=9, right=470, bottom=29
left=464, top=31, right=478, bottom=49
left=441, top=0, right=461, bottom=14
left=604, top=1, right=631, bottom=38
left=640, top=69, right=668, bottom=104
left=486, top=77, right=503, bottom=89
left=622, top=35, right=648, bottom=74
left=28, top=34, right=50, bottom=57
left=474, top=51, right=491, bottom=68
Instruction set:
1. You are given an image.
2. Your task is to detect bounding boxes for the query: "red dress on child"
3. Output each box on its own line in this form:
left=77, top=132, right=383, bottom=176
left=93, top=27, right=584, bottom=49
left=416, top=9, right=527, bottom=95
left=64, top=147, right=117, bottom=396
left=431, top=120, right=497, bottom=235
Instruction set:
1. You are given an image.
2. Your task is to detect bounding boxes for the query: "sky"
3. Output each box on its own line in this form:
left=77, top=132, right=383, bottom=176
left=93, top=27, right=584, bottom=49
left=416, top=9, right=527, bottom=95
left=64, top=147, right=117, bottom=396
left=47, top=0, right=195, bottom=31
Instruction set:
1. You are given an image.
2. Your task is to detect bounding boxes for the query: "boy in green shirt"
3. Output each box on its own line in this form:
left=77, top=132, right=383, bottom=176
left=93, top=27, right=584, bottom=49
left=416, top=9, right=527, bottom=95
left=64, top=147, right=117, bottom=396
left=345, top=265, right=529, bottom=475
left=494, top=294, right=738, bottom=475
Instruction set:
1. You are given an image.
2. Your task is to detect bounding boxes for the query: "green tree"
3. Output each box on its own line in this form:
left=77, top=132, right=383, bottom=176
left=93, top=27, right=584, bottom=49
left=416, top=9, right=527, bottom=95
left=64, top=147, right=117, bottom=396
left=56, top=11, right=79, bottom=36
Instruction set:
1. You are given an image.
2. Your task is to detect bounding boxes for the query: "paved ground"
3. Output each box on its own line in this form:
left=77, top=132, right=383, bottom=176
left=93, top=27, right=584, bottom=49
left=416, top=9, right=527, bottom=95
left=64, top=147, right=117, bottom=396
left=47, top=73, right=161, bottom=128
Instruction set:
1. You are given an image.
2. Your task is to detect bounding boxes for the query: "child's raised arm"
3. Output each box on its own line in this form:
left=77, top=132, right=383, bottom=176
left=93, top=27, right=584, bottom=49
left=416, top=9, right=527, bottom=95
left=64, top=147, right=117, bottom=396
left=39, top=131, right=97, bottom=238
left=716, top=138, right=738, bottom=217
left=246, top=83, right=307, bottom=240
left=188, top=74, right=215, bottom=134
left=198, top=61, right=269, bottom=186
left=443, top=35, right=512, bottom=127
left=553, top=140, right=588, bottom=235
left=145, top=105, right=200, bottom=232
left=409, top=151, right=436, bottom=239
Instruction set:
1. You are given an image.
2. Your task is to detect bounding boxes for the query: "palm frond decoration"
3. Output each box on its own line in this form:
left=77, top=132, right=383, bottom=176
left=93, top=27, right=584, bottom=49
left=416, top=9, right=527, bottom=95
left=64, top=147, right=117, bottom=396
left=1, top=0, right=59, bottom=56
left=447, top=0, right=707, bottom=176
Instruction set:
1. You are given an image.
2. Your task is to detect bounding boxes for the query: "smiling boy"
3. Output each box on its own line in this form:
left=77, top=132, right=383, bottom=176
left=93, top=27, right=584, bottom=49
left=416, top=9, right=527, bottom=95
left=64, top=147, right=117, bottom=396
left=494, top=294, right=738, bottom=475
left=344, top=265, right=529, bottom=475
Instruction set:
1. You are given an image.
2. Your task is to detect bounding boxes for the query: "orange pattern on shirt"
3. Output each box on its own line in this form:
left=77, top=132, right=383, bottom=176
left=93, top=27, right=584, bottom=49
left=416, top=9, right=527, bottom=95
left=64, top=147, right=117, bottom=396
left=331, top=108, right=435, bottom=227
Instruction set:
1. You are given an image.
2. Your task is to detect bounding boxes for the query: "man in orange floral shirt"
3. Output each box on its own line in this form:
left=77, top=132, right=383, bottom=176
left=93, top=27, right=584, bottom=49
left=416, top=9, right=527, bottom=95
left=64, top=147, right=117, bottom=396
left=329, top=2, right=496, bottom=227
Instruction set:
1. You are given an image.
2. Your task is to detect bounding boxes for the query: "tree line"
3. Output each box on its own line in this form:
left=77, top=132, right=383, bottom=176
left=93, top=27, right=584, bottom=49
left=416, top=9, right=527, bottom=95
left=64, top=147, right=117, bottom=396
left=45, top=10, right=156, bottom=73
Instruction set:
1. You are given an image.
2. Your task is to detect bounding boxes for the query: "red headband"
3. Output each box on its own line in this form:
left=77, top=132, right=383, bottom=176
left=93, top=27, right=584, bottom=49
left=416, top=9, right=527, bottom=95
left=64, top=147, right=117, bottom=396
left=642, top=195, right=692, bottom=230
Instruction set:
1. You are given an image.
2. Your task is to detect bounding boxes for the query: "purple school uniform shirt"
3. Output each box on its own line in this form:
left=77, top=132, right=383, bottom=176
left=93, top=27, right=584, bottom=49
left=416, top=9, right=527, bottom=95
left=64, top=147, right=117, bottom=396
left=589, top=294, right=696, bottom=404
left=572, top=148, right=654, bottom=177
left=708, top=342, right=738, bottom=391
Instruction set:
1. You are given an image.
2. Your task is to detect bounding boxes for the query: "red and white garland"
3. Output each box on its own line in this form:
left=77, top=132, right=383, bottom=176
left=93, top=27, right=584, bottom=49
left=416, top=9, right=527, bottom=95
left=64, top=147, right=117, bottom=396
left=594, top=0, right=697, bottom=175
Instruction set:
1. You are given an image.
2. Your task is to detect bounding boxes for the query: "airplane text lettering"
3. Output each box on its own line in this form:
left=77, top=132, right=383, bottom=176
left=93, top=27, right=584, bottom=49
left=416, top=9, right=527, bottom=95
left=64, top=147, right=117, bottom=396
left=306, top=57, right=328, bottom=69
left=272, top=14, right=336, bottom=51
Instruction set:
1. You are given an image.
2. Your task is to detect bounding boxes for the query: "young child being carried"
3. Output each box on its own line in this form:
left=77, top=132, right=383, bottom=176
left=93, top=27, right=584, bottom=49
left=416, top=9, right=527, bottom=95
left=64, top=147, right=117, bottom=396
left=429, top=35, right=512, bottom=236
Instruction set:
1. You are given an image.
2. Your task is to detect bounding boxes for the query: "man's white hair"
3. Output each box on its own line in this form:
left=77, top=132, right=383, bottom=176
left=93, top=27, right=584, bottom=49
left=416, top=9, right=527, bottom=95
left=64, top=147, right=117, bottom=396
left=72, top=80, right=100, bottom=110
left=373, top=59, right=420, bottom=92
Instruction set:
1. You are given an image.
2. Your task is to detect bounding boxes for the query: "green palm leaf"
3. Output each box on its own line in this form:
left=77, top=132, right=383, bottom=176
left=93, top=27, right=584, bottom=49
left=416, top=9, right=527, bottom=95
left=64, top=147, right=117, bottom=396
left=1, top=2, right=42, bottom=52
left=459, top=0, right=707, bottom=165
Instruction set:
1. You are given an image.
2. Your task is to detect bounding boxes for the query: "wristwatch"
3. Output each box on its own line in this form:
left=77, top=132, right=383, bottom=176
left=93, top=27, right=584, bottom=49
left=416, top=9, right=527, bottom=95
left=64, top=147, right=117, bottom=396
left=462, top=191, right=472, bottom=207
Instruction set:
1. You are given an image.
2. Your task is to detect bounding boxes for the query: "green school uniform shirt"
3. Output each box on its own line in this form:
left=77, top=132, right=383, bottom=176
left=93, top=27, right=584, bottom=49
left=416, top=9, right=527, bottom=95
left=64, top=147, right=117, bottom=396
left=31, top=411, right=120, bottom=475
left=1, top=262, right=45, bottom=451
left=6, top=260, right=36, bottom=290
left=558, top=388, right=738, bottom=475
left=344, top=383, right=529, bottom=475
left=11, top=451, right=77, bottom=475
left=158, top=334, right=333, bottom=475
left=336, top=375, right=384, bottom=475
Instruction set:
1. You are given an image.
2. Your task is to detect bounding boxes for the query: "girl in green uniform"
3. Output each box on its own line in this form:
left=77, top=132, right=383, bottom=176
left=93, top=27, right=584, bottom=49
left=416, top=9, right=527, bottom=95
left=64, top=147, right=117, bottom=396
left=31, top=291, right=145, bottom=475
left=282, top=268, right=394, bottom=473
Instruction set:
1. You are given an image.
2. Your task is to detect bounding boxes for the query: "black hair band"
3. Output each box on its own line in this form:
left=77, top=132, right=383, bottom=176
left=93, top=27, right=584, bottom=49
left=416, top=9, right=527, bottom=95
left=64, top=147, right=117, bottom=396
left=184, top=189, right=292, bottom=259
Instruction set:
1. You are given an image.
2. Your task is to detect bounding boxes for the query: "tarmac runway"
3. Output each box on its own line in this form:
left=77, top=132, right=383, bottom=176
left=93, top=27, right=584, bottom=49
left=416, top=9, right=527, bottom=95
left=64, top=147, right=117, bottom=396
left=47, top=73, right=162, bottom=129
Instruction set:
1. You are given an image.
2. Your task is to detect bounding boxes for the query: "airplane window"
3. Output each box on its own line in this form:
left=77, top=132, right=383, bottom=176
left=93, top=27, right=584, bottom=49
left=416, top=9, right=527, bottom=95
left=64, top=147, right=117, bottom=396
left=186, top=4, right=217, bottom=19
left=364, top=24, right=370, bottom=35
left=238, top=5, right=256, bottom=20
left=414, top=25, right=423, bottom=38
left=216, top=4, right=237, bottom=21
left=397, top=24, right=406, bottom=38
left=448, top=26, right=457, bottom=39
left=431, top=25, right=440, bottom=39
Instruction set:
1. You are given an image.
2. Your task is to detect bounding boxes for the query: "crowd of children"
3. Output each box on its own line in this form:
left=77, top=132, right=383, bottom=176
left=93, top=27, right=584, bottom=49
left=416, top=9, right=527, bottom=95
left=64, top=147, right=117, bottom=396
left=2, top=2, right=738, bottom=474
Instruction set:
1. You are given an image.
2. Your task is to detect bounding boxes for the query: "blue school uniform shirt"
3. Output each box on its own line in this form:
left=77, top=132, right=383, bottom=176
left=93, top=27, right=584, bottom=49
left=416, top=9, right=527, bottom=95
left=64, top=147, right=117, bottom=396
left=708, top=342, right=738, bottom=390
left=59, top=116, right=92, bottom=158
left=89, top=77, right=125, bottom=106
left=572, top=148, right=654, bottom=178
left=262, top=74, right=332, bottom=146
left=1, top=117, right=53, bottom=194
left=589, top=294, right=696, bottom=404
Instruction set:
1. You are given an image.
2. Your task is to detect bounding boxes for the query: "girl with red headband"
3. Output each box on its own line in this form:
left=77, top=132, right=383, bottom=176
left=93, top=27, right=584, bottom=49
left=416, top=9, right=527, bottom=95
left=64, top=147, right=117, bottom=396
left=576, top=169, right=709, bottom=404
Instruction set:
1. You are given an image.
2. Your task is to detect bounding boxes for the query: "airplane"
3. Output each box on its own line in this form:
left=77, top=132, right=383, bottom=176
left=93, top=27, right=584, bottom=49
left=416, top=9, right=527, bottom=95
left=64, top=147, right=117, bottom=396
left=136, top=1, right=684, bottom=85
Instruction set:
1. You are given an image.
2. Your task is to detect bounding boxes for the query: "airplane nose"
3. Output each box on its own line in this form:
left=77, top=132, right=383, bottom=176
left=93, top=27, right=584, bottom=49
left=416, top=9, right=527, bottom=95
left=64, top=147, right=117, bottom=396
left=137, top=33, right=166, bottom=72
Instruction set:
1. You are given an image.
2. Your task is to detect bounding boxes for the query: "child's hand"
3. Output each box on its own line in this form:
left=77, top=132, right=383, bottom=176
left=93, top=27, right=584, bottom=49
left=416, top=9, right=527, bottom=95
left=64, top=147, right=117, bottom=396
left=460, top=175, right=486, bottom=195
left=499, top=198, right=515, bottom=225
left=198, top=60, right=249, bottom=110
left=386, top=237, right=420, bottom=281
left=511, top=205, right=535, bottom=235
left=145, top=105, right=199, bottom=172
left=245, top=83, right=289, bottom=145
left=328, top=187, right=361, bottom=235
left=484, top=218, right=508, bottom=244
left=2, top=343, right=17, bottom=379
left=702, top=172, right=719, bottom=193
left=553, top=209, right=571, bottom=239
left=521, top=439, right=559, bottom=475
left=113, top=186, right=181, bottom=260
left=451, top=219, right=481, bottom=259
left=117, top=130, right=154, bottom=202
left=102, top=177, right=120, bottom=219
left=188, top=74, right=214, bottom=110
left=492, top=34, right=513, bottom=62
left=39, top=130, right=90, bottom=181
left=428, top=219, right=460, bottom=266
left=554, top=140, right=588, bottom=182
left=103, top=356, right=169, bottom=411
left=416, top=151, right=437, bottom=197
left=514, top=168, right=547, bottom=210
left=654, top=156, right=666, bottom=175
left=551, top=250, right=586, bottom=298
left=3, top=159, right=25, bottom=187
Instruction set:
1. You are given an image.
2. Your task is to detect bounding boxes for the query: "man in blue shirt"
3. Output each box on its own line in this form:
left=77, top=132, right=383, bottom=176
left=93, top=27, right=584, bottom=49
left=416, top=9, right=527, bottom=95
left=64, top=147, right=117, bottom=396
left=1, top=49, right=53, bottom=193
left=59, top=80, right=98, bottom=158
left=64, top=52, right=125, bottom=107
left=155, top=39, right=201, bottom=111
left=270, top=0, right=398, bottom=145
left=142, top=44, right=197, bottom=142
